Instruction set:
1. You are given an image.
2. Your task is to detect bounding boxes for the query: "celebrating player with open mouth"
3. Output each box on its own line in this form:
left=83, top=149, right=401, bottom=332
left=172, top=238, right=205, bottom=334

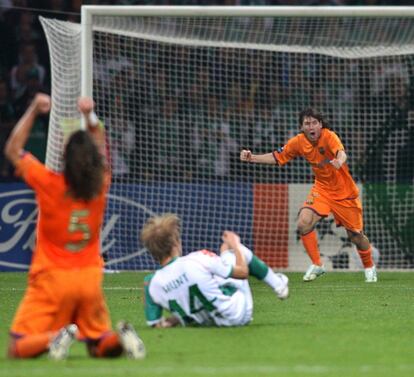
left=240, top=108, right=377, bottom=283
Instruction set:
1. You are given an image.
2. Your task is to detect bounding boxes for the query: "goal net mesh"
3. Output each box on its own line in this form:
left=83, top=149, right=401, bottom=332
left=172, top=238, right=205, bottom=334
left=40, top=13, right=414, bottom=270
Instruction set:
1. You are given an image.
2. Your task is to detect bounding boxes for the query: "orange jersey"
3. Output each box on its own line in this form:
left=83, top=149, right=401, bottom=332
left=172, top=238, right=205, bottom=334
left=15, top=153, right=110, bottom=274
left=273, top=129, right=359, bottom=200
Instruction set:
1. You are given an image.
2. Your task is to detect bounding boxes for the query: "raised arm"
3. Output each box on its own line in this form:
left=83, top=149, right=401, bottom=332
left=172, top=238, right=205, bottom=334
left=221, top=231, right=248, bottom=279
left=5, top=93, right=51, bottom=167
left=240, top=149, right=277, bottom=165
left=77, top=97, right=107, bottom=162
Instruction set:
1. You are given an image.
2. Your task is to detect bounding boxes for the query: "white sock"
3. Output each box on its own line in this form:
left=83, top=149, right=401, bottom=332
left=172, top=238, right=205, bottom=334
left=263, top=269, right=286, bottom=291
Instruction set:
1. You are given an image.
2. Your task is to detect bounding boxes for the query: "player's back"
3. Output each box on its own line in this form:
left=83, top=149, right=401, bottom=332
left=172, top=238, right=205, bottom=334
left=148, top=250, right=248, bottom=326
left=16, top=153, right=109, bottom=273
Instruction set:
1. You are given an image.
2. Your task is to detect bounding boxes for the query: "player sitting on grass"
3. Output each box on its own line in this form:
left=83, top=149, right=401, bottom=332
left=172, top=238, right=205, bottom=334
left=240, top=108, right=377, bottom=283
left=5, top=93, right=145, bottom=360
left=141, top=213, right=289, bottom=328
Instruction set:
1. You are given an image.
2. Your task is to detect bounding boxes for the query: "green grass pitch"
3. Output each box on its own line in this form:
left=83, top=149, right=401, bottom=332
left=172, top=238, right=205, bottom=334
left=0, top=271, right=413, bottom=377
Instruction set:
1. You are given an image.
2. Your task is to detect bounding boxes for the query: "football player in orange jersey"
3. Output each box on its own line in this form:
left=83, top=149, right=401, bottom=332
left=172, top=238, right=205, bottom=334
left=4, top=93, right=145, bottom=360
left=240, top=108, right=377, bottom=283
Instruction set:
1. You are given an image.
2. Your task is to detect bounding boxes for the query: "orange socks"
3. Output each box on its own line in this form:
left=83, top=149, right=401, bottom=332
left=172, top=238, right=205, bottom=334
left=301, top=231, right=374, bottom=269
left=358, top=247, right=374, bottom=268
left=94, top=332, right=123, bottom=358
left=301, top=230, right=322, bottom=266
left=9, top=332, right=54, bottom=358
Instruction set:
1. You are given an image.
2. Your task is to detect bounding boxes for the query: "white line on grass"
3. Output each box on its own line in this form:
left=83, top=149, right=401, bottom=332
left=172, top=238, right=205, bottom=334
left=2, top=285, right=414, bottom=292
left=1, top=364, right=414, bottom=376
left=103, top=287, right=143, bottom=290
left=254, top=285, right=414, bottom=290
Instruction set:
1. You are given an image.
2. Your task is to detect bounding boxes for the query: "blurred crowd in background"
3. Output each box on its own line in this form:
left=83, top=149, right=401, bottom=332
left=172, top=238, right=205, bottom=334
left=0, top=0, right=413, bottom=183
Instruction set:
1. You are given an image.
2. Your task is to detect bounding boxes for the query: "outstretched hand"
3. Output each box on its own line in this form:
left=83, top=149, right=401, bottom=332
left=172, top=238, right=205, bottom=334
left=33, top=93, right=51, bottom=114
left=77, top=96, right=95, bottom=115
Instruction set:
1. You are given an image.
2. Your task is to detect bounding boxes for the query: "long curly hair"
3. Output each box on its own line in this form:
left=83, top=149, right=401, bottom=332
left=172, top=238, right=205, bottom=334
left=64, top=130, right=104, bottom=201
left=299, top=108, right=330, bottom=129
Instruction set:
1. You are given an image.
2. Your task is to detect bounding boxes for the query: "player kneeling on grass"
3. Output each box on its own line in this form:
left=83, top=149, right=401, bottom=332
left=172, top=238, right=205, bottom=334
left=240, top=108, right=377, bottom=283
left=141, top=213, right=289, bottom=328
left=5, top=93, right=145, bottom=360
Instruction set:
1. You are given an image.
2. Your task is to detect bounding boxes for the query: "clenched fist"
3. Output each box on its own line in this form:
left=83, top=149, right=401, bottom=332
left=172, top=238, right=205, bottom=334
left=240, top=149, right=252, bottom=162
left=33, top=93, right=51, bottom=114
left=77, top=96, right=95, bottom=115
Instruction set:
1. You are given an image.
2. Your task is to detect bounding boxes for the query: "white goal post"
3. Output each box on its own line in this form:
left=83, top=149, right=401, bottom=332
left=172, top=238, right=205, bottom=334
left=41, top=6, right=414, bottom=271
left=80, top=5, right=414, bottom=97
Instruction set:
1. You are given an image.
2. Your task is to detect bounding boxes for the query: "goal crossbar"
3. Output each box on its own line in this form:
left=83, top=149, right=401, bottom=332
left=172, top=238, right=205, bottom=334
left=81, top=6, right=414, bottom=97
left=82, top=6, right=414, bottom=18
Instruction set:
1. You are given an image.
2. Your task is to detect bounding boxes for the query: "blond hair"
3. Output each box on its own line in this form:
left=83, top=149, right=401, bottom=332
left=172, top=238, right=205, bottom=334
left=140, top=213, right=181, bottom=262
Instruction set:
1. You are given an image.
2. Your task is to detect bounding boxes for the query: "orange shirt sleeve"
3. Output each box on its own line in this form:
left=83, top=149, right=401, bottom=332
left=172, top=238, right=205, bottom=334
left=15, top=153, right=52, bottom=192
left=326, top=130, right=345, bottom=157
left=273, top=135, right=300, bottom=166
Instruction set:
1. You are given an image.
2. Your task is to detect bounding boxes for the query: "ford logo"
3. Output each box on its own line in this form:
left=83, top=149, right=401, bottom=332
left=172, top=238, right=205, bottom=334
left=0, top=187, right=157, bottom=271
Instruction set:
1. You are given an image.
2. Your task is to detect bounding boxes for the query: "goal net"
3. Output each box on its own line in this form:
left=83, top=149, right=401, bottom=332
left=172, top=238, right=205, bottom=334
left=40, top=7, right=414, bottom=271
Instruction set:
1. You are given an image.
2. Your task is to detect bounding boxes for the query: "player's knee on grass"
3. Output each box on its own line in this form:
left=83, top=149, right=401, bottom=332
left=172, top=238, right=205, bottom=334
left=7, top=333, right=52, bottom=358
left=7, top=339, right=18, bottom=358
left=87, top=333, right=123, bottom=358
